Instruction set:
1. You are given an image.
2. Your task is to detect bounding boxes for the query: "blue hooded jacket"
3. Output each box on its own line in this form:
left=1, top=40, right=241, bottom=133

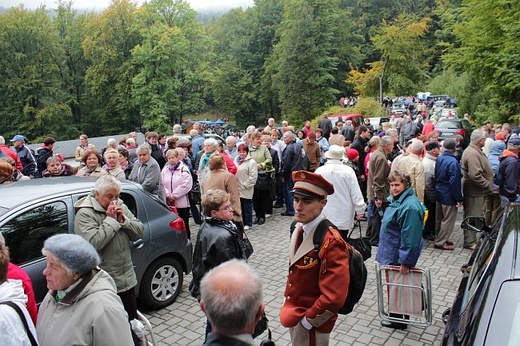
left=488, top=140, right=506, bottom=174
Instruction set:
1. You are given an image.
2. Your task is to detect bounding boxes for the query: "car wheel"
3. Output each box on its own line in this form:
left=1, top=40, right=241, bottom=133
left=139, top=257, right=183, bottom=309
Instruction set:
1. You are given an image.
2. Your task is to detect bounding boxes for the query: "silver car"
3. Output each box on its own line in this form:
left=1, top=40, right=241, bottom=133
left=0, top=177, right=192, bottom=309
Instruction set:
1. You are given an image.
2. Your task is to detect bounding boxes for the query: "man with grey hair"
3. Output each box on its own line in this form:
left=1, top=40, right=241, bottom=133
left=74, top=175, right=144, bottom=330
left=172, top=124, right=183, bottom=135
left=128, top=144, right=163, bottom=198
left=280, top=131, right=303, bottom=216
left=392, top=138, right=425, bottom=203
left=225, top=136, right=239, bottom=161
left=200, top=260, right=265, bottom=346
left=461, top=130, right=494, bottom=249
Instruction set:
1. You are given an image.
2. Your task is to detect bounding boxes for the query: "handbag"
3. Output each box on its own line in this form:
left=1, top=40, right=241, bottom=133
left=240, top=230, right=254, bottom=259
left=345, top=220, right=372, bottom=261
left=255, top=171, right=272, bottom=191
left=252, top=312, right=269, bottom=339
left=189, top=180, right=201, bottom=204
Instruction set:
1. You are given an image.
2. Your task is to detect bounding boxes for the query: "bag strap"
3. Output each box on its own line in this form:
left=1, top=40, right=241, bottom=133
left=0, top=301, right=38, bottom=346
left=312, top=219, right=337, bottom=253
left=347, top=219, right=363, bottom=239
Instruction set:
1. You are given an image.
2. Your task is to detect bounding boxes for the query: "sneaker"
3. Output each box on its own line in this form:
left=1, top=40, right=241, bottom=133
left=265, top=214, right=272, bottom=218
left=244, top=225, right=251, bottom=230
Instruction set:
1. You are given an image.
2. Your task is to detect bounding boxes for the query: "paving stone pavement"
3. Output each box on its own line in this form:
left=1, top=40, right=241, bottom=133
left=143, top=209, right=470, bottom=346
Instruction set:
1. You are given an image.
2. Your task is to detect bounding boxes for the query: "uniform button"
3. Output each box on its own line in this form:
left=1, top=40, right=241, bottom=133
left=289, top=283, right=292, bottom=287
left=289, top=270, right=293, bottom=274
left=287, top=296, right=291, bottom=300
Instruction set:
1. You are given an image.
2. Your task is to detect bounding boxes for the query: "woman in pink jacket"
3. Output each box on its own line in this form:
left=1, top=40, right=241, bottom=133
left=161, top=149, right=193, bottom=238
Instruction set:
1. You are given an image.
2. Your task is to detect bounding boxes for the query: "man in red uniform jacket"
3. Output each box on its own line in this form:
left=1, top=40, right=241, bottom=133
left=280, top=170, right=350, bottom=346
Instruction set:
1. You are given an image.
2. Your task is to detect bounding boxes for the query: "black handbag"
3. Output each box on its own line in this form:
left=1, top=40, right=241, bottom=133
left=189, top=180, right=201, bottom=204
left=252, top=312, right=269, bottom=339
left=240, top=230, right=254, bottom=259
left=255, top=171, right=272, bottom=191
left=345, top=220, right=372, bottom=261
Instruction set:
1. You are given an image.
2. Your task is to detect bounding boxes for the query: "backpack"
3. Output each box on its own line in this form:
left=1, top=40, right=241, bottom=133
left=290, top=219, right=368, bottom=315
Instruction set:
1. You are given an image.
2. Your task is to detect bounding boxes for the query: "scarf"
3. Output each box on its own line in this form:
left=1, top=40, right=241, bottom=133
left=199, top=152, right=213, bottom=171
left=204, top=216, right=237, bottom=231
left=168, top=162, right=181, bottom=173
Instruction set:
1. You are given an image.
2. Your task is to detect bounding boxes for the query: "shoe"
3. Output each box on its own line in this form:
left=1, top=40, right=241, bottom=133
left=265, top=214, right=272, bottom=218
left=463, top=244, right=476, bottom=250
left=258, top=218, right=265, bottom=225
left=281, top=212, right=294, bottom=216
left=446, top=240, right=454, bottom=246
left=423, top=234, right=435, bottom=241
left=244, top=225, right=251, bottom=230
left=370, top=241, right=379, bottom=247
left=434, top=243, right=455, bottom=250
left=273, top=204, right=283, bottom=208
left=380, top=320, right=407, bottom=330
left=253, top=217, right=260, bottom=224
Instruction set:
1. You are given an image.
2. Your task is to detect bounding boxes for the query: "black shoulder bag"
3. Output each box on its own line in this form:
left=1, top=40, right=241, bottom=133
left=0, top=301, right=39, bottom=346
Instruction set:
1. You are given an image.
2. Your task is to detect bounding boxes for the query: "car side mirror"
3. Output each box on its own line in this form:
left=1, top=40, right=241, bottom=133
left=461, top=216, right=487, bottom=233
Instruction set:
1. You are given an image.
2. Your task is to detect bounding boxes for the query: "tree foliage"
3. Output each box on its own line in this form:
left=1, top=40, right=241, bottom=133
left=0, top=0, right=517, bottom=142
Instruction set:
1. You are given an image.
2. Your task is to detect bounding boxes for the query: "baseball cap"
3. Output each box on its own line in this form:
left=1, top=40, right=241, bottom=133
left=10, top=135, right=25, bottom=142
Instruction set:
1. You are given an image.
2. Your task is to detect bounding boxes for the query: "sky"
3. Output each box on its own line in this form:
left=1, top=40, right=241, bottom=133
left=2, top=0, right=254, bottom=11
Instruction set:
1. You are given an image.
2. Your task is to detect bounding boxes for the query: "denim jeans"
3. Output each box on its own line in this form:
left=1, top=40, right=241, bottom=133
left=241, top=198, right=253, bottom=227
left=283, top=177, right=295, bottom=215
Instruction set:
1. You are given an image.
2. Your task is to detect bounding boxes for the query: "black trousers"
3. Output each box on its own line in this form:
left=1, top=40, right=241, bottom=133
left=177, top=207, right=191, bottom=239
left=366, top=200, right=388, bottom=245
left=118, top=287, right=138, bottom=321
left=423, top=196, right=436, bottom=237
left=253, top=189, right=272, bottom=218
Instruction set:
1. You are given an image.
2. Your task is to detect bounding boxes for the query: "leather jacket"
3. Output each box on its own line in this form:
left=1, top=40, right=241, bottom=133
left=189, top=218, right=245, bottom=300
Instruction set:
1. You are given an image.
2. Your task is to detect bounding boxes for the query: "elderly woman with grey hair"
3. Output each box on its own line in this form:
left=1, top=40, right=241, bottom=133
left=197, top=138, right=219, bottom=194
left=128, top=143, right=164, bottom=199
left=74, top=175, right=144, bottom=330
left=36, top=234, right=133, bottom=346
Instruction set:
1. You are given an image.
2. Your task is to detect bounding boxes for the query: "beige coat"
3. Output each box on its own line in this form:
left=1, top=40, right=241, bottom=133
left=461, top=143, right=494, bottom=197
left=234, top=155, right=258, bottom=199
left=392, top=153, right=425, bottom=203
left=205, top=169, right=242, bottom=221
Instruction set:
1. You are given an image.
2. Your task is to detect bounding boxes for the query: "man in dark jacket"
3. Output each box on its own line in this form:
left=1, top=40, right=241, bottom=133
left=498, top=135, right=520, bottom=203
left=317, top=113, right=332, bottom=140
left=434, top=139, right=463, bottom=250
left=146, top=131, right=166, bottom=169
left=35, top=136, right=56, bottom=178
left=11, top=135, right=37, bottom=178
left=281, top=131, right=303, bottom=216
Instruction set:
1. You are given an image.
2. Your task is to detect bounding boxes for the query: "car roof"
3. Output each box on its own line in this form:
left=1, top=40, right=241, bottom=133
left=0, top=177, right=141, bottom=211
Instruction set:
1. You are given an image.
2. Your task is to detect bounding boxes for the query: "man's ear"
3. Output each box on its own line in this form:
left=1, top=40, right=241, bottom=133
left=200, top=300, right=206, bottom=314
left=255, top=303, right=265, bottom=321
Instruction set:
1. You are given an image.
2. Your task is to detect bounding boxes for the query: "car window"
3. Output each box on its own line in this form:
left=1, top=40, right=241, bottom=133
left=120, top=193, right=138, bottom=216
left=0, top=201, right=68, bottom=265
left=485, top=281, right=520, bottom=345
left=436, top=121, right=461, bottom=130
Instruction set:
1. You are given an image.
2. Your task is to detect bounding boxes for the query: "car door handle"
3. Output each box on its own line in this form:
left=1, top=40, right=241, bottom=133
left=133, top=239, right=145, bottom=249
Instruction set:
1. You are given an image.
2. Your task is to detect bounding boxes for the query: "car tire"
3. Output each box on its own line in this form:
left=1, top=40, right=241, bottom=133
left=139, top=257, right=183, bottom=309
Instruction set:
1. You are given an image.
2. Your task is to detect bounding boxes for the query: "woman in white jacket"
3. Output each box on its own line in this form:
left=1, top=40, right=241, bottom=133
left=161, top=148, right=193, bottom=238
left=234, top=144, right=258, bottom=230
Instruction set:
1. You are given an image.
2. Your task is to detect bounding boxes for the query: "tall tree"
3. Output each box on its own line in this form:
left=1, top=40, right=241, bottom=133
left=0, top=6, right=74, bottom=140
left=82, top=0, right=143, bottom=135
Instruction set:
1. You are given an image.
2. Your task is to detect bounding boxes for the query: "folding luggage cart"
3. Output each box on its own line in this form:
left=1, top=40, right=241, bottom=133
left=136, top=310, right=157, bottom=346
left=375, top=264, right=432, bottom=327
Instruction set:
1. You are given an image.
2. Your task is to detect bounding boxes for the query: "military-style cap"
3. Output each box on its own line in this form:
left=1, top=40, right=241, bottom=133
left=291, top=170, right=334, bottom=199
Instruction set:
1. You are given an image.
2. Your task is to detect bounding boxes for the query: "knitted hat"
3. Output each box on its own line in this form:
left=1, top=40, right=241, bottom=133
left=43, top=234, right=100, bottom=275
left=346, top=149, right=359, bottom=161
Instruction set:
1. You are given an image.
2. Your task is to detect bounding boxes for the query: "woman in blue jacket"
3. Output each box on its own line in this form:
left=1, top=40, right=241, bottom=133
left=376, top=170, right=425, bottom=329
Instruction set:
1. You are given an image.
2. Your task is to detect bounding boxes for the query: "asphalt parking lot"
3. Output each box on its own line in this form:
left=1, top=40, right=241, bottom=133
left=144, top=208, right=470, bottom=346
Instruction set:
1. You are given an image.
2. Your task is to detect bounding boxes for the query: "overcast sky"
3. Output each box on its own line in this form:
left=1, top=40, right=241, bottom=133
left=2, top=0, right=254, bottom=11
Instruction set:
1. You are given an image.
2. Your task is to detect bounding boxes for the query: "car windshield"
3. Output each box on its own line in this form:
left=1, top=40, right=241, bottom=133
left=485, top=281, right=520, bottom=345
left=436, top=121, right=461, bottom=130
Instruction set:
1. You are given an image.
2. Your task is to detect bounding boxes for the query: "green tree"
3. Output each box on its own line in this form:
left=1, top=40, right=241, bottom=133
left=268, top=0, right=344, bottom=123
left=446, top=0, right=520, bottom=117
left=0, top=6, right=74, bottom=140
left=82, top=0, right=143, bottom=135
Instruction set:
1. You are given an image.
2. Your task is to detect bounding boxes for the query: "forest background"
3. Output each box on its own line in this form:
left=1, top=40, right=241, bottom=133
left=0, top=0, right=518, bottom=141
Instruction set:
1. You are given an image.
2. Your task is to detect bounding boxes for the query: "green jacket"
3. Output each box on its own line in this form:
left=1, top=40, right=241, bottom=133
left=73, top=191, right=144, bottom=292
left=249, top=145, right=274, bottom=174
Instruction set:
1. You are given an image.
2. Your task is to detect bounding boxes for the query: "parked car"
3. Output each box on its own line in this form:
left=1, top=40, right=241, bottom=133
left=0, top=177, right=192, bottom=309
left=178, top=132, right=226, bottom=145
left=391, top=102, right=408, bottom=116
left=329, top=113, right=364, bottom=130
left=436, top=118, right=472, bottom=147
left=431, top=100, right=447, bottom=115
left=440, top=108, right=458, bottom=118
left=441, top=203, right=520, bottom=345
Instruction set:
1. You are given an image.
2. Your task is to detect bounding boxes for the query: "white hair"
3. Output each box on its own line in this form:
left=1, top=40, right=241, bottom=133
left=246, top=125, right=256, bottom=133
left=172, top=124, right=182, bottom=134
left=226, top=136, right=237, bottom=143
left=94, top=174, right=122, bottom=195
left=203, top=138, right=218, bottom=148
left=0, top=136, right=4, bottom=145
left=200, top=260, right=262, bottom=333
left=136, top=143, right=152, bottom=155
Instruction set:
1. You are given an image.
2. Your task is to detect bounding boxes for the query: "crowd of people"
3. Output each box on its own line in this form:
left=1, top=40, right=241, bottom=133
left=1, top=109, right=520, bottom=345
